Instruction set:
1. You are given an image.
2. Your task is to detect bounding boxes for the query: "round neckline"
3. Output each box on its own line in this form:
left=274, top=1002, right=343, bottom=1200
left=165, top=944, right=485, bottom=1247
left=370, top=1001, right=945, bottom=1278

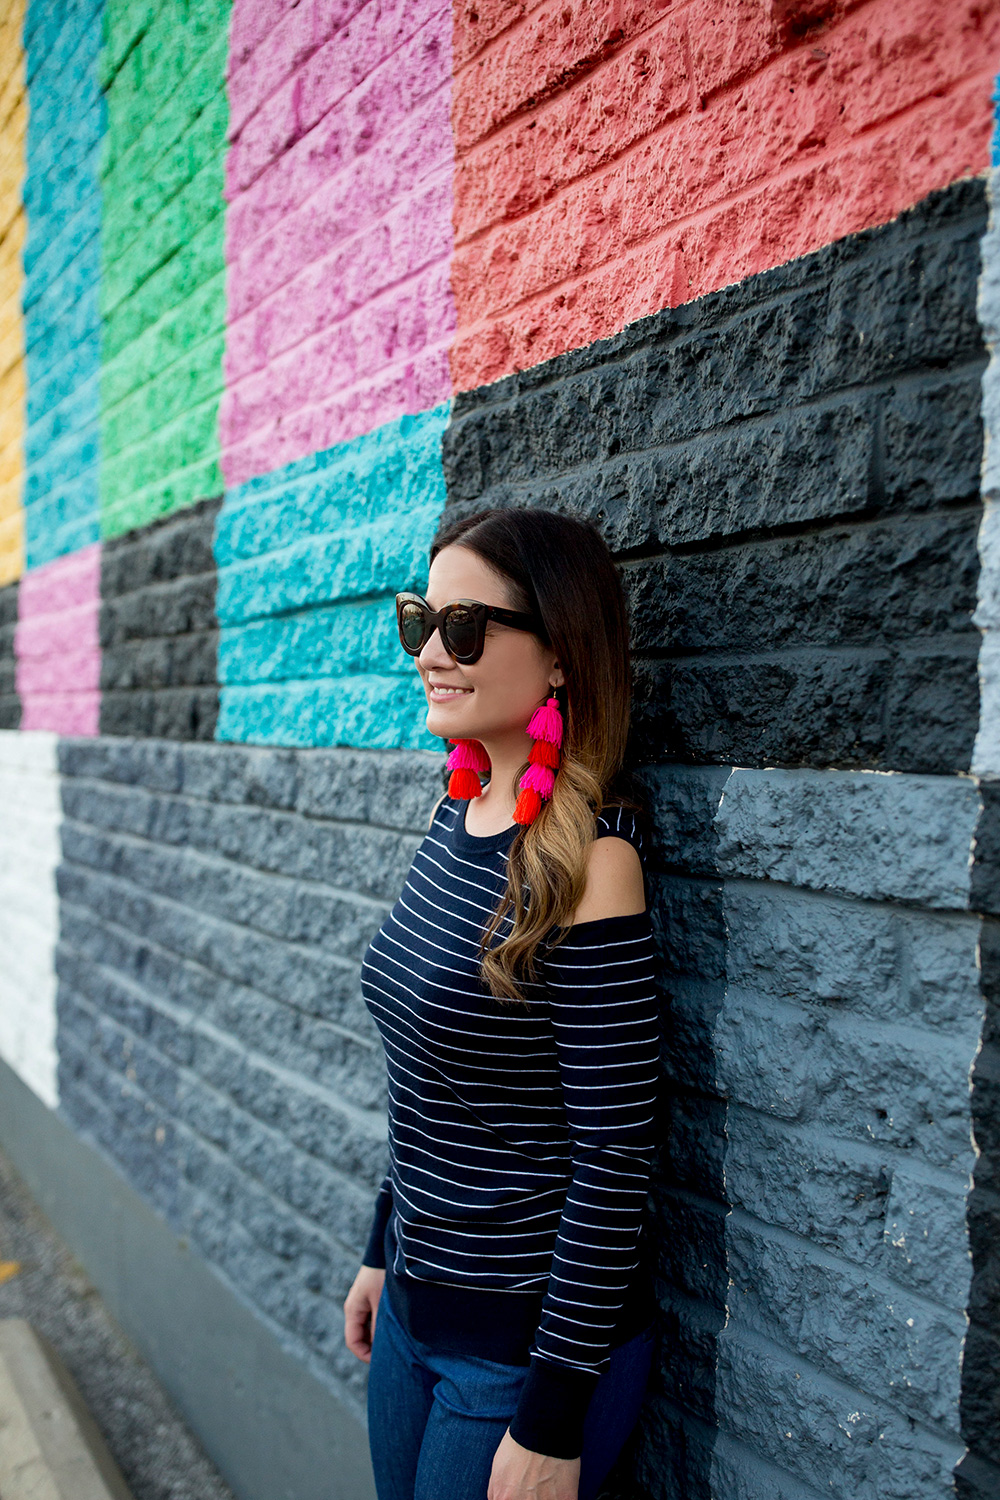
left=450, top=796, right=519, bottom=853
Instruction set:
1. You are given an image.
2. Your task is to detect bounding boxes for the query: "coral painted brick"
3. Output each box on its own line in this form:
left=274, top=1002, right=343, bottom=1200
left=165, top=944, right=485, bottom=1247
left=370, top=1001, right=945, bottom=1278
left=451, top=0, right=1000, bottom=390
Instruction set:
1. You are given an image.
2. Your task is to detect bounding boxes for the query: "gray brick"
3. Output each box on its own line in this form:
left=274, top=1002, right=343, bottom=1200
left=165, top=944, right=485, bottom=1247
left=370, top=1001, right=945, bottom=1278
left=714, top=767, right=979, bottom=908
left=716, top=1333, right=964, bottom=1500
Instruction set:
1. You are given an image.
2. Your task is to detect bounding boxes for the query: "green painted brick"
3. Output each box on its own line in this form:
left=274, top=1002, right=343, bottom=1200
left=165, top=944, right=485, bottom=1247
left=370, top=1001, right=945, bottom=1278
left=103, top=0, right=227, bottom=146
left=103, top=394, right=220, bottom=497
left=102, top=154, right=225, bottom=313
left=100, top=273, right=225, bottom=409
left=101, top=452, right=222, bottom=540
left=102, top=334, right=225, bottom=459
left=102, top=212, right=226, bottom=356
left=102, top=78, right=227, bottom=254
left=99, top=0, right=230, bottom=537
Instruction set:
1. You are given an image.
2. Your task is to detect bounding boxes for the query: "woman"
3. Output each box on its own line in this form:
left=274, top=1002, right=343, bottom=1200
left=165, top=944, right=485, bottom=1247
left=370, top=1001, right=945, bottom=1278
left=344, top=507, right=661, bottom=1500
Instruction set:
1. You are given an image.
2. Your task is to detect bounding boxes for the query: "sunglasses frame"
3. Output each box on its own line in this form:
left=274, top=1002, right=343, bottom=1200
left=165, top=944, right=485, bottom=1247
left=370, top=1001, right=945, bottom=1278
left=395, top=592, right=545, bottom=665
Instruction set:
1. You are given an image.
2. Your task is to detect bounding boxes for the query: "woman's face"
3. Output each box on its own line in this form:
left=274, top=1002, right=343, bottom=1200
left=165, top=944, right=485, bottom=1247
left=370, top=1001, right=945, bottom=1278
left=415, top=544, right=564, bottom=743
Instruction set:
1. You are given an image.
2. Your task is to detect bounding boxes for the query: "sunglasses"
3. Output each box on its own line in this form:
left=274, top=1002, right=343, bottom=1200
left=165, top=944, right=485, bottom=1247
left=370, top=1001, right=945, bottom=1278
left=396, top=592, right=545, bottom=665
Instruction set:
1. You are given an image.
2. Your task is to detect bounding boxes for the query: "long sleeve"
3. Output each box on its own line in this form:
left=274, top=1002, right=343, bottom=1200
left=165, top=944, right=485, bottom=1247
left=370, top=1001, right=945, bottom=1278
left=363, top=1174, right=393, bottom=1269
left=508, top=908, right=661, bottom=1459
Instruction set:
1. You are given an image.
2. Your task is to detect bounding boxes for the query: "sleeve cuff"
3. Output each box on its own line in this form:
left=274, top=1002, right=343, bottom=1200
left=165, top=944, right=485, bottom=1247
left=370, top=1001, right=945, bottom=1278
left=507, top=1356, right=600, bottom=1460
left=362, top=1180, right=392, bottom=1269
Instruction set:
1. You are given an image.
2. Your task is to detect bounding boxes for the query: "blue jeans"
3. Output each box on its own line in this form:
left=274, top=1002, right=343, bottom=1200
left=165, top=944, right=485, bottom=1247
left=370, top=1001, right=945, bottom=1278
left=367, top=1287, right=653, bottom=1500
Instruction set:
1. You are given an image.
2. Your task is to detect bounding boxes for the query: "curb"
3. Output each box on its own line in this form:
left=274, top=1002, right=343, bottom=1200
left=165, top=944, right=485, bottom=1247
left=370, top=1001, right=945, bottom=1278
left=0, top=1318, right=134, bottom=1500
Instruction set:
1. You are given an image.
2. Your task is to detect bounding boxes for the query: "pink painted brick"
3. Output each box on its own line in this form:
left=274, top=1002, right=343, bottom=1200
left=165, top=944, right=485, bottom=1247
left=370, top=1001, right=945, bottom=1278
left=227, top=87, right=452, bottom=318
left=225, top=7, right=452, bottom=243
left=228, top=1, right=321, bottom=135
left=228, top=0, right=434, bottom=191
left=228, top=0, right=299, bottom=73
left=223, top=0, right=455, bottom=484
left=15, top=544, right=101, bottom=736
left=227, top=169, right=453, bottom=380
left=20, top=692, right=101, bottom=737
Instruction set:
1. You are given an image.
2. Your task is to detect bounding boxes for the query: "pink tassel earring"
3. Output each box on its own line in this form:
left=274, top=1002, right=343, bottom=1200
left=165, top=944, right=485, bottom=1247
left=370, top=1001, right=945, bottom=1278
left=446, top=738, right=490, bottom=800
left=513, top=691, right=564, bottom=826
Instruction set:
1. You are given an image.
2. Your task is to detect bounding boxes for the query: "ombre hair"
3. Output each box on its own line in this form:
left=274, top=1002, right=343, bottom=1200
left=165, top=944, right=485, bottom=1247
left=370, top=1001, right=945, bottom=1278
left=427, top=506, right=648, bottom=1006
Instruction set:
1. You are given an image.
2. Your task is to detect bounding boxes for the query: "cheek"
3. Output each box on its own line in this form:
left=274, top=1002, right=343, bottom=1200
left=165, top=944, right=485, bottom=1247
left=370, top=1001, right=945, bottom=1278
left=474, top=644, right=548, bottom=720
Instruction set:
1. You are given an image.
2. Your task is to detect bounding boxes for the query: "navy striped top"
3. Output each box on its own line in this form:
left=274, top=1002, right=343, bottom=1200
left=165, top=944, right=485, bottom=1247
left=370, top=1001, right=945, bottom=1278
left=360, top=793, right=661, bottom=1458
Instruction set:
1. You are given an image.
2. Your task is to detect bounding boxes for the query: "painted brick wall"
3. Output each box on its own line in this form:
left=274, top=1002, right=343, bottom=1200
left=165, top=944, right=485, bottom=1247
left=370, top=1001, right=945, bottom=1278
left=98, top=0, right=230, bottom=538
left=450, top=0, right=1000, bottom=390
left=0, top=576, right=17, bottom=728
left=0, top=0, right=25, bottom=586
left=22, top=0, right=103, bottom=569
left=55, top=735, right=443, bottom=1420
left=99, top=496, right=221, bottom=740
left=15, top=542, right=101, bottom=734
left=0, top=729, right=61, bottom=1109
left=0, top=3, right=996, bottom=1498
left=222, top=0, right=454, bottom=486
left=442, top=180, right=994, bottom=1499
left=214, top=406, right=447, bottom=751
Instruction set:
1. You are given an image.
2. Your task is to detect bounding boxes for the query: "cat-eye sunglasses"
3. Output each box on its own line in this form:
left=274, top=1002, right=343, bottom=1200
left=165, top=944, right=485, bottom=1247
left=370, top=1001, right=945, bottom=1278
left=396, top=592, right=545, bottom=665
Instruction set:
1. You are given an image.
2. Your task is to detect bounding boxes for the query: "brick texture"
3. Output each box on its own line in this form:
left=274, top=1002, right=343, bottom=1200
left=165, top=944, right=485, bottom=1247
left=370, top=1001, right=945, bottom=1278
left=0, top=729, right=60, bottom=1108
left=445, top=180, right=988, bottom=777
left=99, top=496, right=221, bottom=741
left=0, top=0, right=26, bottom=586
left=450, top=0, right=1000, bottom=390
left=214, top=405, right=447, bottom=750
left=22, top=0, right=103, bottom=569
left=221, top=0, right=455, bottom=487
left=442, top=180, right=990, bottom=1500
left=98, top=0, right=230, bottom=539
left=15, top=542, right=100, bottom=735
left=55, top=735, right=447, bottom=1420
left=0, top=577, right=18, bottom=728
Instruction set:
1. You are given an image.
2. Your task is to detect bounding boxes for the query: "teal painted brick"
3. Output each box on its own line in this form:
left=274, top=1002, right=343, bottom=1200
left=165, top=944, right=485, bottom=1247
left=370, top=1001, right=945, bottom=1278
left=216, top=676, right=438, bottom=751
left=218, top=598, right=401, bottom=685
left=215, top=405, right=449, bottom=751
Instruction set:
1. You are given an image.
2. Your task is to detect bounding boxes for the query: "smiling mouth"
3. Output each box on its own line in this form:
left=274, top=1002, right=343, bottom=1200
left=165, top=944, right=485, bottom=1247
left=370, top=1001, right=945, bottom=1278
left=429, top=685, right=473, bottom=697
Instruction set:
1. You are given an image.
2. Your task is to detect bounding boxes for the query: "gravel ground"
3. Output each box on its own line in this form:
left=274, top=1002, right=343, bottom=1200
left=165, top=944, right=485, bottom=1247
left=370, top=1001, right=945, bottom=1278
left=0, top=1143, right=234, bottom=1500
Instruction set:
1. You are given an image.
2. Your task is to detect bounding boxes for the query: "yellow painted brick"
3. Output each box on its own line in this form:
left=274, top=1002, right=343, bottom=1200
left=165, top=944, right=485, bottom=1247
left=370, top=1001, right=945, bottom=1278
left=0, top=511, right=23, bottom=585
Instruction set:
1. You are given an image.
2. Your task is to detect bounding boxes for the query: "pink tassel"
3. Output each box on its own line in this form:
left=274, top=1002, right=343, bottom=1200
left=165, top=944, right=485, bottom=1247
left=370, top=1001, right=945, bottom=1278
left=519, top=763, right=555, bottom=798
left=447, top=738, right=490, bottom=773
left=525, top=696, right=564, bottom=747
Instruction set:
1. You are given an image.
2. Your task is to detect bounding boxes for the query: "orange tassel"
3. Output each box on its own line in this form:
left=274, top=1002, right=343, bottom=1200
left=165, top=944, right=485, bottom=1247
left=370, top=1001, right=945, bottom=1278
left=528, top=738, right=560, bottom=769
left=448, top=766, right=484, bottom=800
left=513, top=786, right=543, bottom=824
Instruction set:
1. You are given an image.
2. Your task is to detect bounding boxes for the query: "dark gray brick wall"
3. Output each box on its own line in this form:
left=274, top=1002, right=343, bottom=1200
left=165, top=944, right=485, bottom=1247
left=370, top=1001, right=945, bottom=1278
left=0, top=580, right=19, bottom=729
left=443, top=180, right=992, bottom=1500
left=99, top=497, right=221, bottom=741
left=55, top=736, right=447, bottom=1420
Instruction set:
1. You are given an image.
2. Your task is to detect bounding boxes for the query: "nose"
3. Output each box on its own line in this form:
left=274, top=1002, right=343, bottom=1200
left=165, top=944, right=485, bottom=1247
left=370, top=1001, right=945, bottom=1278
left=417, top=625, right=454, bottom=672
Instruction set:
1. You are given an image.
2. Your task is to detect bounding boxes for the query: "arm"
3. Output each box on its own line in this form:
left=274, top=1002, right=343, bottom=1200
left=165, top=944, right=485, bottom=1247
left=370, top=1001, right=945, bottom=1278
left=503, top=838, right=661, bottom=1461
left=344, top=1176, right=391, bottom=1362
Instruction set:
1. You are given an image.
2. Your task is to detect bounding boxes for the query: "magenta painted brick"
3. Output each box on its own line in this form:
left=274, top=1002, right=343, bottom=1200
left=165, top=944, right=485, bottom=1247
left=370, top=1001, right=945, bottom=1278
left=222, top=0, right=455, bottom=486
left=15, top=543, right=101, bottom=735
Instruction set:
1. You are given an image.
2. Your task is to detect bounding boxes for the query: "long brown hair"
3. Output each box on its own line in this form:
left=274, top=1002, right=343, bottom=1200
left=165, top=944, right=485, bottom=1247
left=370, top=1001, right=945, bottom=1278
left=428, top=506, right=647, bottom=1005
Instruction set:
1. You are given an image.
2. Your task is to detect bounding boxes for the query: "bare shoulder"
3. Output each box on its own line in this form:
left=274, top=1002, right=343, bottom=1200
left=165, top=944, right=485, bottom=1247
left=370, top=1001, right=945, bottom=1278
left=571, top=835, right=646, bottom=924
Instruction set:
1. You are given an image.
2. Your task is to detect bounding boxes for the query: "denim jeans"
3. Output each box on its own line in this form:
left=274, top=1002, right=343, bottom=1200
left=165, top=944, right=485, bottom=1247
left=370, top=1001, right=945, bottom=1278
left=366, top=1286, right=654, bottom=1500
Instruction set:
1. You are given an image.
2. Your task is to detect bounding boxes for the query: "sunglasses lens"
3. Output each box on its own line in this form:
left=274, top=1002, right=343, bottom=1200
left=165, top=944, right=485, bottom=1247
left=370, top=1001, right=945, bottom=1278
left=399, top=601, right=427, bottom=653
left=443, top=605, right=480, bottom=659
